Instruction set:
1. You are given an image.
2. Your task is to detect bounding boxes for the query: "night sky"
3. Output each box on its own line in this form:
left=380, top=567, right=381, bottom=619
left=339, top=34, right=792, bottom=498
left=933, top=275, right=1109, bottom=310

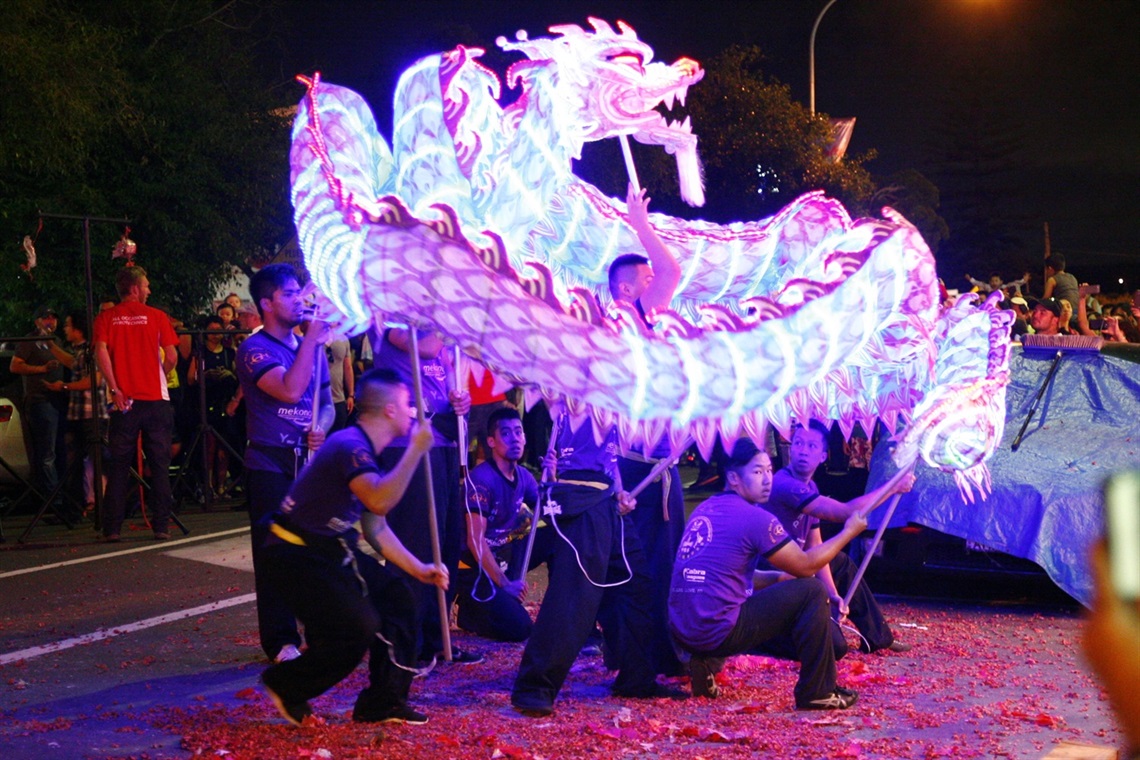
left=277, top=0, right=1139, bottom=290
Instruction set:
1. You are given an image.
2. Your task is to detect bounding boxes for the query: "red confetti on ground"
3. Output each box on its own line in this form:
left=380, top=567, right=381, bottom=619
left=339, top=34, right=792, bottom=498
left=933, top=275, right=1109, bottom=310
left=91, top=599, right=1122, bottom=759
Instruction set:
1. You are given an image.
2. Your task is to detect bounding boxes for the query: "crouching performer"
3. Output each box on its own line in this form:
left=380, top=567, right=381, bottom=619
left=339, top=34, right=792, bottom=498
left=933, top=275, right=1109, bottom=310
left=668, top=439, right=866, bottom=710
left=455, top=408, right=541, bottom=642
left=260, top=368, right=447, bottom=726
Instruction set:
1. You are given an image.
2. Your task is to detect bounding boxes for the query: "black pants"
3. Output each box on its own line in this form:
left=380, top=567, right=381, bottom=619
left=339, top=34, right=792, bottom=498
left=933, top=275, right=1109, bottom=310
left=102, top=400, right=173, bottom=537
left=828, top=552, right=894, bottom=652
left=693, top=577, right=843, bottom=705
left=512, top=481, right=656, bottom=710
left=247, top=467, right=302, bottom=659
left=455, top=550, right=532, bottom=643
left=618, top=456, right=685, bottom=675
left=380, top=446, right=461, bottom=659
left=64, top=417, right=106, bottom=507
left=454, top=526, right=556, bottom=643
left=260, top=541, right=418, bottom=711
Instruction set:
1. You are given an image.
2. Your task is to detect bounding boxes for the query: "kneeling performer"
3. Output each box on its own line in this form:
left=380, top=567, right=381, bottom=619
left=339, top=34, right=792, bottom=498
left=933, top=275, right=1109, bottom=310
left=260, top=369, right=447, bottom=726
left=668, top=439, right=865, bottom=710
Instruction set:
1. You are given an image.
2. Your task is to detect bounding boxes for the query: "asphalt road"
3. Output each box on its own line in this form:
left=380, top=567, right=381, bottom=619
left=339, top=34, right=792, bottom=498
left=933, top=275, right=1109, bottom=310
left=1, top=509, right=263, bottom=758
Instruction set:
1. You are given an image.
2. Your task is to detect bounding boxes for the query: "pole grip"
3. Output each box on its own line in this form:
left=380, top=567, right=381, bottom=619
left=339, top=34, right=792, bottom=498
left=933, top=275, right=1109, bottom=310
left=619, top=135, right=641, bottom=193
left=408, top=329, right=452, bottom=661
left=518, top=411, right=562, bottom=583
left=842, top=492, right=902, bottom=610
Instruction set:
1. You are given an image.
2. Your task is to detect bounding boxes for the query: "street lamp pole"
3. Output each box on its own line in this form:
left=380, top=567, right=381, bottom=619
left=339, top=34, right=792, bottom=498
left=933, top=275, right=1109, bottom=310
left=809, top=0, right=841, bottom=114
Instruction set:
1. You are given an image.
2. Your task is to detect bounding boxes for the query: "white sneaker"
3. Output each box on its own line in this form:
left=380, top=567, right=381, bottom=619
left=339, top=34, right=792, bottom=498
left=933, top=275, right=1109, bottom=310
left=274, top=644, right=302, bottom=663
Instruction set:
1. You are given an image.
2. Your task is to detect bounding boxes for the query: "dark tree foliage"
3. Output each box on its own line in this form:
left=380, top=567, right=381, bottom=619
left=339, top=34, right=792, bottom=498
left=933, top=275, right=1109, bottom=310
left=923, top=61, right=1030, bottom=283
left=576, top=45, right=877, bottom=225
left=0, top=0, right=295, bottom=333
left=871, top=169, right=950, bottom=256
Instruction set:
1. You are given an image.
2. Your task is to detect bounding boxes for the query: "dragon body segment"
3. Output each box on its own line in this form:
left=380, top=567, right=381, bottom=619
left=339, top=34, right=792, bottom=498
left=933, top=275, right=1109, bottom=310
left=289, top=19, right=1013, bottom=501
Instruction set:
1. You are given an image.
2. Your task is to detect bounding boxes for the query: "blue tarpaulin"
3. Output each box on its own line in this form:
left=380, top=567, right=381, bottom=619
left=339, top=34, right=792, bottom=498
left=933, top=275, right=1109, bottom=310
left=867, top=346, right=1140, bottom=606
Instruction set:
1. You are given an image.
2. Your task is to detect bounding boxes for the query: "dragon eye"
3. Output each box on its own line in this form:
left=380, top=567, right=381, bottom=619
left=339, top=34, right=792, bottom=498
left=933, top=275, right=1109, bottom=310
left=608, top=53, right=643, bottom=68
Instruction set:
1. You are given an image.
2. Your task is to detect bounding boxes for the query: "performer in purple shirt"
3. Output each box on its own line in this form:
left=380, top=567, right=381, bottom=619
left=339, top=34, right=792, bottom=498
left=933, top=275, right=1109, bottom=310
left=372, top=327, right=478, bottom=664
left=608, top=184, right=687, bottom=677
left=455, top=408, right=542, bottom=642
left=765, top=420, right=915, bottom=653
left=668, top=439, right=867, bottom=710
left=511, top=404, right=682, bottom=717
left=236, top=264, right=334, bottom=664
left=259, top=368, right=445, bottom=727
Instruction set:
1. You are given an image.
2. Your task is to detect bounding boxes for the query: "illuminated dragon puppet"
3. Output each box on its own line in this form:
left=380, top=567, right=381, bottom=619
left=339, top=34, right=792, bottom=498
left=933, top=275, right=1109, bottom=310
left=289, top=19, right=1013, bottom=500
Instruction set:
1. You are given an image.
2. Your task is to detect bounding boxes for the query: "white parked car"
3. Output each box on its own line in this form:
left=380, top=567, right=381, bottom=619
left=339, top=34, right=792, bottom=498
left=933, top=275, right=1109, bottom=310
left=0, top=348, right=33, bottom=484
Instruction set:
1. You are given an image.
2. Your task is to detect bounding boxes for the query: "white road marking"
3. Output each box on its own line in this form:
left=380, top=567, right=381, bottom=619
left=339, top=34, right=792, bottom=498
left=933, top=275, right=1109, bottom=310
left=0, top=593, right=257, bottom=665
left=164, top=535, right=254, bottom=572
left=0, top=527, right=251, bottom=579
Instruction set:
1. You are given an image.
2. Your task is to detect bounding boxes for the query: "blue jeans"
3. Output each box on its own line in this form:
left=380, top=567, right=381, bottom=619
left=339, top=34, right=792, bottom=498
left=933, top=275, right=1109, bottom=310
left=102, top=400, right=173, bottom=537
left=26, top=399, right=64, bottom=502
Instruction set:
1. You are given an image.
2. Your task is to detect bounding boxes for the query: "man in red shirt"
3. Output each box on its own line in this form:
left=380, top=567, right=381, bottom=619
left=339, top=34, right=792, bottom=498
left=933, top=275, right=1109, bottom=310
left=94, top=266, right=179, bottom=541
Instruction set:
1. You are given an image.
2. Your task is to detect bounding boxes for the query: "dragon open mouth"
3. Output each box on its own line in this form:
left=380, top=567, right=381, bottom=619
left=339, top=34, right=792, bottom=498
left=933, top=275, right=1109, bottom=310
left=621, top=60, right=705, bottom=205
left=653, top=95, right=693, bottom=137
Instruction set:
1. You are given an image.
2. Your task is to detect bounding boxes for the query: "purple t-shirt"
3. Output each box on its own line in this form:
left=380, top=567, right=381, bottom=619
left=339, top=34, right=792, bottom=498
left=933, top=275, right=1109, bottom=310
left=668, top=492, right=792, bottom=652
left=236, top=331, right=331, bottom=473
left=277, top=426, right=380, bottom=538
left=555, top=416, right=619, bottom=482
left=465, top=460, right=539, bottom=547
left=373, top=330, right=453, bottom=447
left=765, top=467, right=820, bottom=547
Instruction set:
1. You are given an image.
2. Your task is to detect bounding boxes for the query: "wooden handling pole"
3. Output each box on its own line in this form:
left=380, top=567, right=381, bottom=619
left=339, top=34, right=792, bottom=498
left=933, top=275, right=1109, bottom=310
left=619, top=134, right=641, bottom=193
left=452, top=346, right=468, bottom=472
left=842, top=492, right=903, bottom=611
left=517, top=411, right=561, bottom=583
left=627, top=439, right=692, bottom=499
left=408, top=329, right=452, bottom=661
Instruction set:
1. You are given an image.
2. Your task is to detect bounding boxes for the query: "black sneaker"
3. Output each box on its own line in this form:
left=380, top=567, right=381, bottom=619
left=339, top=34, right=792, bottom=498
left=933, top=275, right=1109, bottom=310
left=262, top=678, right=313, bottom=726
left=443, top=647, right=483, bottom=665
left=689, top=657, right=721, bottom=699
left=796, top=687, right=859, bottom=710
left=512, top=700, right=554, bottom=718
left=355, top=704, right=428, bottom=725
left=613, top=682, right=688, bottom=700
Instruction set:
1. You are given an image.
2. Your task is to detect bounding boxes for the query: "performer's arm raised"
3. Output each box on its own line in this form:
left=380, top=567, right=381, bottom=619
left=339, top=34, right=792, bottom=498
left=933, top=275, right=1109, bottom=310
left=626, top=183, right=681, bottom=314
left=349, top=421, right=434, bottom=515
left=256, top=319, right=330, bottom=404
left=804, top=466, right=915, bottom=522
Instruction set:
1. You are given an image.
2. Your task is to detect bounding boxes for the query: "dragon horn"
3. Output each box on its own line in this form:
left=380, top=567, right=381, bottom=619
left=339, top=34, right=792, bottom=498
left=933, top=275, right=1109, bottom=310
left=586, top=17, right=616, bottom=36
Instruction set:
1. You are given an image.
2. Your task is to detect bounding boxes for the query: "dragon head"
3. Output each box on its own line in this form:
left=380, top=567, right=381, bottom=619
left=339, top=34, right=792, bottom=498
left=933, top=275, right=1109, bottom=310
left=498, top=18, right=706, bottom=206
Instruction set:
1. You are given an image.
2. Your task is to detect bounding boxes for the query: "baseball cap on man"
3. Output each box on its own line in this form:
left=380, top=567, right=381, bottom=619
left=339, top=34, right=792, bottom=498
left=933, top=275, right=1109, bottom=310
left=33, top=305, right=58, bottom=320
left=1028, top=297, right=1062, bottom=317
